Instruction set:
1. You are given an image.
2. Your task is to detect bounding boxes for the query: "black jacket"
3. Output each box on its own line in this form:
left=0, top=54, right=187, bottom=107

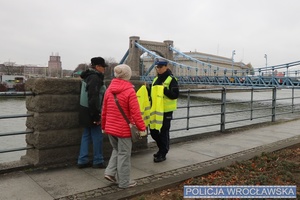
left=151, top=69, right=179, bottom=100
left=79, top=68, right=104, bottom=127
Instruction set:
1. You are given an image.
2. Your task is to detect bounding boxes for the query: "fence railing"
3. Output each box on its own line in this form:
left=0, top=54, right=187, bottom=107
left=171, top=87, right=300, bottom=134
left=1, top=87, right=300, bottom=159
left=0, top=91, right=34, bottom=154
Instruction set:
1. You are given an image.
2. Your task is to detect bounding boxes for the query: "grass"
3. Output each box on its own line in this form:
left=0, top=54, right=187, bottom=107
left=130, top=144, right=300, bottom=200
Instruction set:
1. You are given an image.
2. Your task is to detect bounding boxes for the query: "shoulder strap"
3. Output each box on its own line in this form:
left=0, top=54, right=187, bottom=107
left=113, top=94, right=130, bottom=124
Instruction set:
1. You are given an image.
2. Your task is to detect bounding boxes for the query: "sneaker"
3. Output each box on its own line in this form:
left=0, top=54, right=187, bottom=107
left=77, top=162, right=92, bottom=169
left=128, top=181, right=137, bottom=188
left=119, top=181, right=137, bottom=189
left=154, top=155, right=166, bottom=163
left=92, top=163, right=106, bottom=169
left=153, top=152, right=159, bottom=158
left=104, top=175, right=117, bottom=183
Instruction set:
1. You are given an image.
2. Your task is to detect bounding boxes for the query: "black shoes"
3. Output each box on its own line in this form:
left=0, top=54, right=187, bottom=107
left=154, top=155, right=166, bottom=162
left=153, top=153, right=166, bottom=163
left=92, top=163, right=106, bottom=169
left=77, top=162, right=92, bottom=169
left=77, top=162, right=106, bottom=169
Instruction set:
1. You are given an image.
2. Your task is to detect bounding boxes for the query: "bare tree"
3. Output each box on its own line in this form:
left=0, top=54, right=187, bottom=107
left=246, top=63, right=255, bottom=75
left=73, top=58, right=118, bottom=79
left=74, top=63, right=89, bottom=72
left=2, top=62, right=15, bottom=75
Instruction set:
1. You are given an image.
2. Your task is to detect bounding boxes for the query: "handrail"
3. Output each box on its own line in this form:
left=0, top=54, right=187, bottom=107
left=170, top=87, right=300, bottom=133
left=0, top=114, right=33, bottom=120
left=0, top=130, right=34, bottom=137
left=0, top=146, right=33, bottom=154
left=1, top=87, right=300, bottom=162
left=0, top=91, right=34, bottom=97
left=0, top=92, right=34, bottom=155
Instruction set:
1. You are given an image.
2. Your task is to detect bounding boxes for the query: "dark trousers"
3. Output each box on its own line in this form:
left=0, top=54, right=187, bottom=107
left=150, top=112, right=172, bottom=157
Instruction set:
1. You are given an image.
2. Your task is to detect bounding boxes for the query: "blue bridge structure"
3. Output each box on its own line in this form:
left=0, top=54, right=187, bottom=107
left=121, top=36, right=300, bottom=87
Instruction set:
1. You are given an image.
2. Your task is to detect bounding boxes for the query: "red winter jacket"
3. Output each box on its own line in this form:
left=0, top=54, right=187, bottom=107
left=101, top=78, right=146, bottom=138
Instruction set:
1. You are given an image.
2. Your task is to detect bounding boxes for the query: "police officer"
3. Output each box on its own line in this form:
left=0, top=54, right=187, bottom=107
left=149, top=58, right=179, bottom=163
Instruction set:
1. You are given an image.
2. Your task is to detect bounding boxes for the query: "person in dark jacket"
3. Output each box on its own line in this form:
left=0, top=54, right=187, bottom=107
left=77, top=57, right=107, bottom=168
left=149, top=58, right=179, bottom=163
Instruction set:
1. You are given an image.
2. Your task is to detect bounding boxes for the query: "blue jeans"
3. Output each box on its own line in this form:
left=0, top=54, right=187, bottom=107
left=77, top=126, right=104, bottom=165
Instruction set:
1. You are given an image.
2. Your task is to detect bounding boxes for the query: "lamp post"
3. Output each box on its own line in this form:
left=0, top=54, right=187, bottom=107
left=231, top=50, right=235, bottom=76
left=264, top=54, right=267, bottom=75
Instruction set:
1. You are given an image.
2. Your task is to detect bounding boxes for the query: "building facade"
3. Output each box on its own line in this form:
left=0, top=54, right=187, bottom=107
left=141, top=51, right=252, bottom=77
left=48, top=53, right=62, bottom=77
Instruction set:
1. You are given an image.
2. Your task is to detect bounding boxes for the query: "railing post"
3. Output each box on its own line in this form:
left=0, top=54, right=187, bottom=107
left=250, top=88, right=254, bottom=120
left=220, top=87, right=226, bottom=132
left=292, top=87, right=295, bottom=113
left=186, top=89, right=191, bottom=130
left=272, top=87, right=276, bottom=122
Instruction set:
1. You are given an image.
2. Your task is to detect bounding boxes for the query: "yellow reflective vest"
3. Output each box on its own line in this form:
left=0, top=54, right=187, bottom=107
left=150, top=76, right=177, bottom=130
left=149, top=85, right=164, bottom=130
left=136, top=85, right=150, bottom=126
left=152, top=76, right=177, bottom=112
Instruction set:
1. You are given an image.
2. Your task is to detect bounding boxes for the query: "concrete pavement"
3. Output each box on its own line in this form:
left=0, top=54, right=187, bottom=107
left=1, top=119, right=300, bottom=200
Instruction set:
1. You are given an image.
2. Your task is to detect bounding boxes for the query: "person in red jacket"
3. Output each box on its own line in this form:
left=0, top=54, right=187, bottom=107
left=101, top=64, right=146, bottom=189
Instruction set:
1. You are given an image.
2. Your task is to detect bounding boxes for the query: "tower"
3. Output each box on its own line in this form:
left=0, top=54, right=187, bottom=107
left=48, top=53, right=62, bottom=77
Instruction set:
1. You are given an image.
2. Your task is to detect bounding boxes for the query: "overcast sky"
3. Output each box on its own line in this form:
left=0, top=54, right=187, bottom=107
left=1, top=0, right=300, bottom=71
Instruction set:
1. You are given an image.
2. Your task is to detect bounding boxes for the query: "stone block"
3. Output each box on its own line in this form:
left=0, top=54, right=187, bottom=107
left=26, top=94, right=79, bottom=112
left=23, top=133, right=112, bottom=166
left=26, top=112, right=79, bottom=131
left=25, top=128, right=82, bottom=149
left=21, top=76, right=148, bottom=167
left=25, top=78, right=81, bottom=95
left=22, top=146, right=80, bottom=165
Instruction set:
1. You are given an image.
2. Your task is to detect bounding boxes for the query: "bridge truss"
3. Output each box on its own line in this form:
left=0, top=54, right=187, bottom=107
left=123, top=42, right=300, bottom=87
left=142, top=74, right=300, bottom=87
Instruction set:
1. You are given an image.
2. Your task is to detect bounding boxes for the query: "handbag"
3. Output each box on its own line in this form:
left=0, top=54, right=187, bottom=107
left=113, top=94, right=141, bottom=143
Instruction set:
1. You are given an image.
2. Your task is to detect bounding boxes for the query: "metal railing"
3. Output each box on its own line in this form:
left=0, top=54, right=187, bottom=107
left=1, top=87, right=300, bottom=158
left=0, top=91, right=34, bottom=154
left=171, top=87, right=300, bottom=134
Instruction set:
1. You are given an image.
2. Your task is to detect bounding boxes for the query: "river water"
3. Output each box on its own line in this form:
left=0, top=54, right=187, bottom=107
left=1, top=89, right=300, bottom=163
left=171, top=89, right=300, bottom=138
left=0, top=98, right=27, bottom=163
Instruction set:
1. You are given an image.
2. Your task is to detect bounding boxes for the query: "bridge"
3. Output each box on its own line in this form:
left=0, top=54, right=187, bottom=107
left=121, top=36, right=300, bottom=87
left=1, top=82, right=300, bottom=199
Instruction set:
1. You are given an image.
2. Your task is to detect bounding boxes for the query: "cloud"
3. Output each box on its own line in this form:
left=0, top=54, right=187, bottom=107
left=1, top=0, right=300, bottom=71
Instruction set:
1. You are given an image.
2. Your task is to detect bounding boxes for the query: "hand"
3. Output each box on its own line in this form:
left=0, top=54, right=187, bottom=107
left=139, top=131, right=147, bottom=136
left=93, top=121, right=101, bottom=125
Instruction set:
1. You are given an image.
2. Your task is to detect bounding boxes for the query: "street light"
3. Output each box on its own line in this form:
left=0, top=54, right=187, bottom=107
left=231, top=50, right=235, bottom=76
left=264, top=54, right=267, bottom=75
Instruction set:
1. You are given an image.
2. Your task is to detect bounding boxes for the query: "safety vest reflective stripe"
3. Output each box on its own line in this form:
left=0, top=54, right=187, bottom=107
left=149, top=119, right=163, bottom=125
left=143, top=105, right=151, bottom=124
left=150, top=85, right=164, bottom=130
left=136, top=85, right=151, bottom=126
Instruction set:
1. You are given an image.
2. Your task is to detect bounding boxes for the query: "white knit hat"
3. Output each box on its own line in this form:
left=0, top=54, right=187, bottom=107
left=114, top=64, right=132, bottom=80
